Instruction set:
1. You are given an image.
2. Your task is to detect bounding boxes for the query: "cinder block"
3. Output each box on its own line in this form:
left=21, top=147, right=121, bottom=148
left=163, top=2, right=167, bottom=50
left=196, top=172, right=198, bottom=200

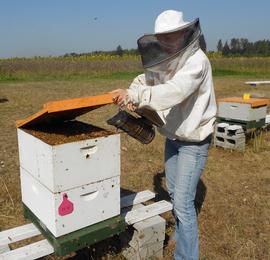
left=121, top=204, right=165, bottom=260
left=225, top=137, right=245, bottom=151
left=122, top=241, right=163, bottom=260
left=227, top=125, right=245, bottom=137
left=130, top=215, right=165, bottom=248
left=213, top=138, right=226, bottom=147
left=215, top=123, right=230, bottom=137
left=214, top=124, right=246, bottom=151
left=214, top=138, right=245, bottom=151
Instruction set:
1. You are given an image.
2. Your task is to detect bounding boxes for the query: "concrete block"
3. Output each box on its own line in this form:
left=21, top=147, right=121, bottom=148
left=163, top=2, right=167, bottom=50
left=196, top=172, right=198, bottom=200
left=122, top=241, right=163, bottom=260
left=214, top=126, right=246, bottom=151
left=226, top=138, right=245, bottom=151
left=130, top=215, right=165, bottom=248
left=121, top=203, right=165, bottom=260
left=227, top=125, right=245, bottom=136
left=215, top=123, right=230, bottom=137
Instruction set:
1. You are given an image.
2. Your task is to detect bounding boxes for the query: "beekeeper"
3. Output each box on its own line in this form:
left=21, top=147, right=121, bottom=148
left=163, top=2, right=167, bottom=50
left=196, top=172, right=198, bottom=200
left=111, top=10, right=216, bottom=260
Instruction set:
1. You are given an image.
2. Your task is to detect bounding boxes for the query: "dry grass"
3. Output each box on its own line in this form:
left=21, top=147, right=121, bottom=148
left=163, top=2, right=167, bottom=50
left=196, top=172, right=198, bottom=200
left=211, top=57, right=270, bottom=77
left=0, top=56, right=141, bottom=81
left=0, top=76, right=270, bottom=259
left=1, top=56, right=270, bottom=81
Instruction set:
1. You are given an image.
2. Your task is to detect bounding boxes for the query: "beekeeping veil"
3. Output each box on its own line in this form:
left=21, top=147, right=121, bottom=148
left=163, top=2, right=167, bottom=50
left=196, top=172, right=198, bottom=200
left=137, top=10, right=201, bottom=84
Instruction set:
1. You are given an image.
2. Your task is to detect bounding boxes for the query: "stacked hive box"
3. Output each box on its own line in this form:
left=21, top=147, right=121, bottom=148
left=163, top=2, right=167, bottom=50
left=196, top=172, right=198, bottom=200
left=215, top=97, right=268, bottom=150
left=16, top=94, right=121, bottom=238
left=217, top=97, right=268, bottom=130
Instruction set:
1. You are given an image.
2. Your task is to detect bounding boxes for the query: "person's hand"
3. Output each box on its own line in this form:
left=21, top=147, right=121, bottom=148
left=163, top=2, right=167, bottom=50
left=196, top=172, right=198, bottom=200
left=110, top=89, right=129, bottom=108
left=127, top=102, right=137, bottom=112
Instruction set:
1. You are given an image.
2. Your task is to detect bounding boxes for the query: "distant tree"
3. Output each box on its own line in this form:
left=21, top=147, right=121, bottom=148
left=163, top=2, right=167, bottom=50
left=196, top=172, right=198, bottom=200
left=125, top=48, right=139, bottom=55
left=254, top=40, right=270, bottom=56
left=239, top=38, right=249, bottom=55
left=63, top=52, right=78, bottom=57
left=199, top=34, right=207, bottom=52
left=218, top=38, right=270, bottom=56
left=222, top=41, right=230, bottom=56
left=116, top=45, right=124, bottom=56
left=217, top=39, right=223, bottom=52
left=230, top=38, right=241, bottom=55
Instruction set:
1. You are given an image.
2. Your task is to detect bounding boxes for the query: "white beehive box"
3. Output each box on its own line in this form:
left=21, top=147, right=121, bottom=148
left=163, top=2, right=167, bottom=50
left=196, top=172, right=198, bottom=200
left=218, top=97, right=268, bottom=122
left=16, top=94, right=121, bottom=237
left=21, top=167, right=120, bottom=237
left=17, top=128, right=120, bottom=192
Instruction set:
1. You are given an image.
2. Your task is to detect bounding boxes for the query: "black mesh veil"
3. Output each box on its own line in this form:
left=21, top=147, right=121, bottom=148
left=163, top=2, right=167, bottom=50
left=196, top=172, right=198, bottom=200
left=137, top=19, right=201, bottom=69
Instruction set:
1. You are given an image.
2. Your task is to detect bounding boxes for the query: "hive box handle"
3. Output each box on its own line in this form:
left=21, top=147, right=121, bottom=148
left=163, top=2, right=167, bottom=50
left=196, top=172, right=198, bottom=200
left=80, top=145, right=98, bottom=159
left=230, top=105, right=238, bottom=109
left=80, top=190, right=99, bottom=201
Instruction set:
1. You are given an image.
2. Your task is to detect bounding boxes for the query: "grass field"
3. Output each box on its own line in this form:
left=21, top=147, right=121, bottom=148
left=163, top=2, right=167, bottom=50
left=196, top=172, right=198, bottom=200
left=0, top=57, right=270, bottom=259
left=1, top=56, right=270, bottom=81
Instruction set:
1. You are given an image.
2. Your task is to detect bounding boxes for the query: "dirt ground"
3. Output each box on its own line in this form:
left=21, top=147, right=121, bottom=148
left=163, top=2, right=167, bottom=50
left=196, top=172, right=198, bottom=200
left=0, top=77, right=270, bottom=259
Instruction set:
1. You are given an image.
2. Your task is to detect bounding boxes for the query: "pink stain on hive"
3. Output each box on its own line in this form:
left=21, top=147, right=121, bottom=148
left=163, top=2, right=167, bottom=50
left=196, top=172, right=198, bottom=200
left=58, top=193, right=74, bottom=216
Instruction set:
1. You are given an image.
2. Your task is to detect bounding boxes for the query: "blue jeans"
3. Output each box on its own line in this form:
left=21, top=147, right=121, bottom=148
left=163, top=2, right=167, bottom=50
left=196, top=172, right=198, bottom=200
left=164, top=136, right=211, bottom=260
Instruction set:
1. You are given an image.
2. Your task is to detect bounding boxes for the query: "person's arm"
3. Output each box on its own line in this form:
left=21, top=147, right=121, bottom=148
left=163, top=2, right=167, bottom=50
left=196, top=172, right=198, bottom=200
left=127, top=58, right=206, bottom=111
left=110, top=73, right=146, bottom=109
left=129, top=74, right=147, bottom=89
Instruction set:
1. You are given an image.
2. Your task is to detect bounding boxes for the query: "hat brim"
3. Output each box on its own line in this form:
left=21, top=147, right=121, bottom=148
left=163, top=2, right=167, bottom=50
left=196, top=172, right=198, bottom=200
left=154, top=18, right=199, bottom=35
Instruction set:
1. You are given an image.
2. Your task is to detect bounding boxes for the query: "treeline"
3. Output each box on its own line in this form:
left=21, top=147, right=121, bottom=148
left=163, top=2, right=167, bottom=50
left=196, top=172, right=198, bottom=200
left=64, top=35, right=208, bottom=57
left=63, top=38, right=270, bottom=58
left=217, top=39, right=270, bottom=56
left=63, top=45, right=139, bottom=57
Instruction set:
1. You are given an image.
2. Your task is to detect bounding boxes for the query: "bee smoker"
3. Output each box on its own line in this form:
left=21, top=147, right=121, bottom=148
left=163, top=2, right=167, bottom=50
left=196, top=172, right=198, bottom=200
left=107, top=110, right=155, bottom=144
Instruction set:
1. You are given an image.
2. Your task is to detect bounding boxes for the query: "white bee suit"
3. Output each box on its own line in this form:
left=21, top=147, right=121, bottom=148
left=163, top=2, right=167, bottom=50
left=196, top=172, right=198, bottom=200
left=127, top=40, right=217, bottom=142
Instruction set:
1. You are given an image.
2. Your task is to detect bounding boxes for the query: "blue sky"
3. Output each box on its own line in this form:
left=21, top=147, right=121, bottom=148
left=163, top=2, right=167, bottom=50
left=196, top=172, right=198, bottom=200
left=0, top=0, right=269, bottom=58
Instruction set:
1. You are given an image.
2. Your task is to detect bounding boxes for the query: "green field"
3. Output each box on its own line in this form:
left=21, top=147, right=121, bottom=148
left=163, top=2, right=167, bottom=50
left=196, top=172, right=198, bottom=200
left=1, top=55, right=270, bottom=81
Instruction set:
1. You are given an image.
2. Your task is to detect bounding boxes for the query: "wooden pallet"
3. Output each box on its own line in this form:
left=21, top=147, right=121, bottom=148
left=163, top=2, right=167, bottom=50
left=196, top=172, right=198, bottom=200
left=0, top=190, right=172, bottom=260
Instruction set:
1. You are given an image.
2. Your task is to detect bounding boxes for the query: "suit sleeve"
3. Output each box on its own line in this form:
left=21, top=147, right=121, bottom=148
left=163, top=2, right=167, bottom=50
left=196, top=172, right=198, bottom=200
left=127, top=58, right=206, bottom=111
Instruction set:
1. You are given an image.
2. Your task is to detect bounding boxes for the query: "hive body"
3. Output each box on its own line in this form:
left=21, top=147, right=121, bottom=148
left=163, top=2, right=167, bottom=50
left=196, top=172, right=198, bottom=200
left=18, top=126, right=121, bottom=237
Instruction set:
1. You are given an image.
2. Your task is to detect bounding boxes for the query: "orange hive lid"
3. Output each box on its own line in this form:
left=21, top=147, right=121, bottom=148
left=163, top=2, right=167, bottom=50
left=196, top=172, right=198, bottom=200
left=218, top=97, right=269, bottom=108
left=16, top=93, right=114, bottom=128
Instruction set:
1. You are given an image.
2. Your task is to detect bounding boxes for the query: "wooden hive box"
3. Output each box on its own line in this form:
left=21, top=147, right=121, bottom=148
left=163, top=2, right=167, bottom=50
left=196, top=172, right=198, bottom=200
left=217, top=97, right=269, bottom=128
left=16, top=94, right=121, bottom=237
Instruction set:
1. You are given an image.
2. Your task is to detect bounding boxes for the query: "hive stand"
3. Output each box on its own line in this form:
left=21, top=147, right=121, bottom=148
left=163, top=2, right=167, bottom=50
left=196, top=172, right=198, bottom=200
left=214, top=123, right=246, bottom=151
left=121, top=203, right=166, bottom=260
left=0, top=190, right=172, bottom=259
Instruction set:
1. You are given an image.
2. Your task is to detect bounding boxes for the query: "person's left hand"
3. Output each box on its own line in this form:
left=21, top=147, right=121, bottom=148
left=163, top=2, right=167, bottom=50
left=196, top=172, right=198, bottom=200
left=110, top=89, right=129, bottom=108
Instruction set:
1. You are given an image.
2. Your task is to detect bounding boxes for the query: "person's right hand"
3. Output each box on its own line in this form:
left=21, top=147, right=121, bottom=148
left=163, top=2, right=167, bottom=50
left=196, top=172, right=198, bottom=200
left=110, top=89, right=129, bottom=108
left=127, top=102, right=137, bottom=112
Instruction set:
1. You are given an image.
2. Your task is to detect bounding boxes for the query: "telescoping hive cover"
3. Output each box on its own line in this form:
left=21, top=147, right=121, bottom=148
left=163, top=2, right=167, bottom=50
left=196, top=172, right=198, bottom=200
left=16, top=93, right=114, bottom=128
left=218, top=97, right=269, bottom=108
